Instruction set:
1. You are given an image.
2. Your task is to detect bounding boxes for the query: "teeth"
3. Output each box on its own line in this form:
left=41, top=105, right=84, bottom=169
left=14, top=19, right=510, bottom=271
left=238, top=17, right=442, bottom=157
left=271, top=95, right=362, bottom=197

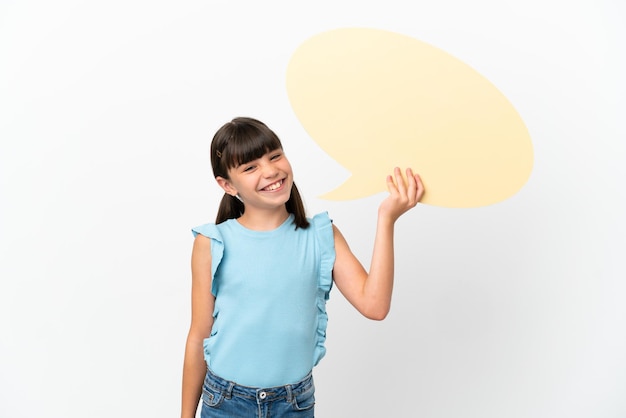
left=264, top=180, right=282, bottom=191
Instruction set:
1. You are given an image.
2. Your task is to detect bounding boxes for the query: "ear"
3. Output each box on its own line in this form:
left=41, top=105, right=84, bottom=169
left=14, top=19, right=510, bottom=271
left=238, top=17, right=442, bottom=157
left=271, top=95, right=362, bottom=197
left=216, top=176, right=238, bottom=196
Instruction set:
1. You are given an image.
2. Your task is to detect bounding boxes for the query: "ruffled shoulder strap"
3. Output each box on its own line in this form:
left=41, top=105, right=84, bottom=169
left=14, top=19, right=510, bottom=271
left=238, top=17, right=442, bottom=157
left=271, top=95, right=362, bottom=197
left=191, top=223, right=224, bottom=296
left=311, top=212, right=336, bottom=366
left=311, top=212, right=336, bottom=298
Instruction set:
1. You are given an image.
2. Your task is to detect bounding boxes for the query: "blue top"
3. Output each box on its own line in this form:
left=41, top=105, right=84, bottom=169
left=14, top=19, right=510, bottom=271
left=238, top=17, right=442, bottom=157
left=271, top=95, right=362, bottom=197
left=191, top=212, right=336, bottom=387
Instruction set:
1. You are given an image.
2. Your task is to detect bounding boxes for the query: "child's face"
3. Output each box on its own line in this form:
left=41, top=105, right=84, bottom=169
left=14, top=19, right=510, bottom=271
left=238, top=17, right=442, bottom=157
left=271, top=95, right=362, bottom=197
left=219, top=148, right=293, bottom=211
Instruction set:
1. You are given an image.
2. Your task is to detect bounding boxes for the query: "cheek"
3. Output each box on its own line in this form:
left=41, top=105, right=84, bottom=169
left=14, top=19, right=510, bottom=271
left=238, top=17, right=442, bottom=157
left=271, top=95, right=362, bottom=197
left=282, top=160, right=293, bottom=174
left=237, top=177, right=259, bottom=193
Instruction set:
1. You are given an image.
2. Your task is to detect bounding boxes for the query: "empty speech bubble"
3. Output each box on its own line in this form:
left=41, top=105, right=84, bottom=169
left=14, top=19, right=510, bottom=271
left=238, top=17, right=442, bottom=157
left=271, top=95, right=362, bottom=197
left=286, top=28, right=533, bottom=208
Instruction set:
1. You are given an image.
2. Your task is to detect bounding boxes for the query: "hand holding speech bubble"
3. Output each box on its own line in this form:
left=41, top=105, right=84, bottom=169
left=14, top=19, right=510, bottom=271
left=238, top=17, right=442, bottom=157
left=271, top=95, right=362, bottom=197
left=286, top=28, right=533, bottom=208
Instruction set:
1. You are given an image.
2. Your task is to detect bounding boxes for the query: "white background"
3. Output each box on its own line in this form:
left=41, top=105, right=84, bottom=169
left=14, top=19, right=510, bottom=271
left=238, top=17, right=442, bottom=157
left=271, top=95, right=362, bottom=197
left=1, top=1, right=625, bottom=417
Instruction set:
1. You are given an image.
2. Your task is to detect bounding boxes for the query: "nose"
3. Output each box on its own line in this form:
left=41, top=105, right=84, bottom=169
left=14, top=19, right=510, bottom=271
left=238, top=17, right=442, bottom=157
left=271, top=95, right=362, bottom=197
left=261, top=161, right=279, bottom=178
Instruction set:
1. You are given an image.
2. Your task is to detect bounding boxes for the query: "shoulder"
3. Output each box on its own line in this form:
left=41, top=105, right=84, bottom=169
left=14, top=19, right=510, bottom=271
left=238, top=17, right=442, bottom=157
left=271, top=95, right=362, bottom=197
left=192, top=232, right=212, bottom=262
left=331, top=223, right=349, bottom=247
left=191, top=222, right=225, bottom=265
left=309, top=211, right=332, bottom=229
left=307, top=211, right=335, bottom=240
left=191, top=221, right=228, bottom=241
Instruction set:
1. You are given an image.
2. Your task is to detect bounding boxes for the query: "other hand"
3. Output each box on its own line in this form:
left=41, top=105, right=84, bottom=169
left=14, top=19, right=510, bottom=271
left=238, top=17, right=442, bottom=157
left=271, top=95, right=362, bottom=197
left=378, top=167, right=424, bottom=223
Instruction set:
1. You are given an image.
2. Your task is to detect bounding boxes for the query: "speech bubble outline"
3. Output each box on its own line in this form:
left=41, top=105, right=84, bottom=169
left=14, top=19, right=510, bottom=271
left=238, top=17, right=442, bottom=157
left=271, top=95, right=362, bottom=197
left=286, top=28, right=533, bottom=208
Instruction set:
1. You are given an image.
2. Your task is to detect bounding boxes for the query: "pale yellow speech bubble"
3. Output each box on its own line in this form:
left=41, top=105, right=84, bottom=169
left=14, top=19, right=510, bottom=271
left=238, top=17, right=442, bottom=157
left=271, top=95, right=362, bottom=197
left=286, top=28, right=533, bottom=208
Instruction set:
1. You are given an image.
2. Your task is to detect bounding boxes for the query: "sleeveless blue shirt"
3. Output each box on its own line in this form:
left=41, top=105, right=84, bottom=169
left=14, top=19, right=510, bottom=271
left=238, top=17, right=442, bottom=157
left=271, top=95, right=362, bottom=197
left=191, top=212, right=335, bottom=387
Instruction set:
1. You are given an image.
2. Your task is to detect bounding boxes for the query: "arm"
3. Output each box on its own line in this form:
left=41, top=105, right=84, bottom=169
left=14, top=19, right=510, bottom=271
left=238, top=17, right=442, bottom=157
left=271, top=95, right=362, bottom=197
left=181, top=234, right=216, bottom=418
left=332, top=167, right=424, bottom=320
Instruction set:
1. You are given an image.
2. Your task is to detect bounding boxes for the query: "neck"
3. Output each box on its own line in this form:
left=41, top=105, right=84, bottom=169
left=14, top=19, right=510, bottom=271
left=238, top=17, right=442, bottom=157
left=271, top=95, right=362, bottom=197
left=236, top=207, right=290, bottom=231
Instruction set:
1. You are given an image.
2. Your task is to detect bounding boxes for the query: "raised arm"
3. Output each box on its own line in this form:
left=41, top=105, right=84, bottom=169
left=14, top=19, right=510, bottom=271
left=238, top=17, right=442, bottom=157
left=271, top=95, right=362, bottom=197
left=332, top=167, right=424, bottom=320
left=181, top=234, right=216, bottom=418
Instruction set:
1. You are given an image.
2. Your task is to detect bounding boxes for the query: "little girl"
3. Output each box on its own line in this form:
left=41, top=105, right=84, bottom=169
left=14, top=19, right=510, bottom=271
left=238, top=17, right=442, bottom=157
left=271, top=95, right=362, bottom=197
left=181, top=117, right=424, bottom=418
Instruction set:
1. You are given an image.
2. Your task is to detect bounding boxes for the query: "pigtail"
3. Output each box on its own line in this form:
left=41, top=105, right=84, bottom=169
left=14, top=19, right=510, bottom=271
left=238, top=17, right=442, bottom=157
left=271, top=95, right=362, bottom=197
left=287, top=183, right=310, bottom=229
left=215, top=193, right=245, bottom=224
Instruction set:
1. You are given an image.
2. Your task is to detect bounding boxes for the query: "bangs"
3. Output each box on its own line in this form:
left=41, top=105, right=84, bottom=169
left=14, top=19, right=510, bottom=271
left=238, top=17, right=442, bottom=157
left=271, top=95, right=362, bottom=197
left=222, top=125, right=283, bottom=169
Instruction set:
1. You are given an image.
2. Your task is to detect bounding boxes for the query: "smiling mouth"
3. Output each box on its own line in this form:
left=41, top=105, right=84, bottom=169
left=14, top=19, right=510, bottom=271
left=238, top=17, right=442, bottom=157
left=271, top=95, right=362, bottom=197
left=261, top=179, right=284, bottom=191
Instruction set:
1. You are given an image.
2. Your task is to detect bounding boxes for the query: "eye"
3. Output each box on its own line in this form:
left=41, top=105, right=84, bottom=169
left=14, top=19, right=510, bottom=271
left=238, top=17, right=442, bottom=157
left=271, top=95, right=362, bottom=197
left=242, top=165, right=256, bottom=172
left=270, top=152, right=282, bottom=160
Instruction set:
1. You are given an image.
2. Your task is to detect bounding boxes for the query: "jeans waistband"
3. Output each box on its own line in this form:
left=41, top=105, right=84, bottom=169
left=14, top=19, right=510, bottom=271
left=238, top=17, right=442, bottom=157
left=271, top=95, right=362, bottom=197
left=204, top=368, right=314, bottom=403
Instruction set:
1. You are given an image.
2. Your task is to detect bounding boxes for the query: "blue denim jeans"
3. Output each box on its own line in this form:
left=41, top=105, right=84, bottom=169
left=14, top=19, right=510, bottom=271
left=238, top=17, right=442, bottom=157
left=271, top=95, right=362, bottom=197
left=200, top=368, right=315, bottom=418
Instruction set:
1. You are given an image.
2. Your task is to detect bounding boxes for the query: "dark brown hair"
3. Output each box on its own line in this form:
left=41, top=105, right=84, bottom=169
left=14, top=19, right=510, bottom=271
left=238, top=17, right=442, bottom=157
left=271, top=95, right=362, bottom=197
left=210, top=117, right=309, bottom=229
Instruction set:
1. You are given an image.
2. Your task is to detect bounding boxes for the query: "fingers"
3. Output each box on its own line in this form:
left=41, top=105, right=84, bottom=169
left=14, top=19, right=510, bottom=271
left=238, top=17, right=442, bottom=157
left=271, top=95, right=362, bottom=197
left=386, top=172, right=398, bottom=194
left=405, top=168, right=416, bottom=202
left=380, top=167, right=424, bottom=222
left=394, top=167, right=407, bottom=198
left=388, top=167, right=424, bottom=206
left=414, top=172, right=425, bottom=203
